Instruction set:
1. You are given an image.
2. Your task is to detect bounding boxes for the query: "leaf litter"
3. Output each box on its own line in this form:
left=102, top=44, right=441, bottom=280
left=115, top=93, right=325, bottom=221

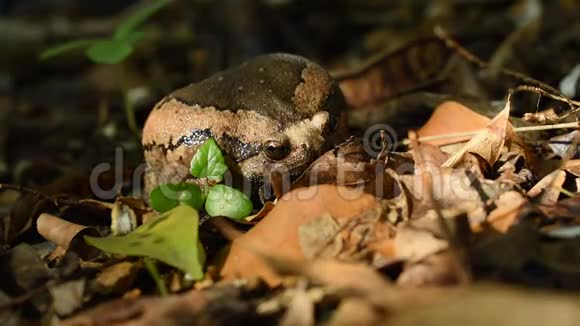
left=3, top=1, right=580, bottom=325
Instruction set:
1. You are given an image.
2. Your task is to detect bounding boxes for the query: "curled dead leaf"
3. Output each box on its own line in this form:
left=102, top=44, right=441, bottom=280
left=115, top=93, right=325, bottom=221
left=36, top=213, right=100, bottom=260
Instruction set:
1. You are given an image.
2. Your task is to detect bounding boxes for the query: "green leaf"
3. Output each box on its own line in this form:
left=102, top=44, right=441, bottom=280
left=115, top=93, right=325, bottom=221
left=114, top=0, right=171, bottom=41
left=39, top=39, right=100, bottom=60
left=85, top=205, right=205, bottom=279
left=149, top=183, right=204, bottom=213
left=85, top=40, right=133, bottom=64
left=190, top=139, right=228, bottom=181
left=205, top=185, right=253, bottom=220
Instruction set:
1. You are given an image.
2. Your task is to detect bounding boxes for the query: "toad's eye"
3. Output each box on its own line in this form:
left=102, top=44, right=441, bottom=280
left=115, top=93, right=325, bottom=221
left=263, top=140, right=290, bottom=161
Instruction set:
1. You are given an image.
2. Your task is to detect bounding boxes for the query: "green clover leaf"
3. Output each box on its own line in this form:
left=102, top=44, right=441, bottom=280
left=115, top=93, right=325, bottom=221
left=205, top=185, right=253, bottom=220
left=149, top=183, right=204, bottom=213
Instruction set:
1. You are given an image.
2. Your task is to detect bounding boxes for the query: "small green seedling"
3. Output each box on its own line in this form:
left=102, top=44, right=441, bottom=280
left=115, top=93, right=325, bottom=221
left=40, top=0, right=171, bottom=64
left=149, top=138, right=253, bottom=220
left=84, top=138, right=251, bottom=284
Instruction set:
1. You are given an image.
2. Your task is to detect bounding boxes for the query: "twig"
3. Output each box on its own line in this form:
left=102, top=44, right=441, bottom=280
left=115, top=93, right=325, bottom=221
left=400, top=121, right=579, bottom=146
left=434, top=25, right=579, bottom=120
left=0, top=183, right=79, bottom=208
left=0, top=183, right=56, bottom=205
left=512, top=85, right=580, bottom=110
left=434, top=26, right=564, bottom=96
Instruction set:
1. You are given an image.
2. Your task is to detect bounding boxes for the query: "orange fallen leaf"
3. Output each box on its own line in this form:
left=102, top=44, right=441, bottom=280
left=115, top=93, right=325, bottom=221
left=417, top=101, right=491, bottom=146
left=220, top=185, right=379, bottom=286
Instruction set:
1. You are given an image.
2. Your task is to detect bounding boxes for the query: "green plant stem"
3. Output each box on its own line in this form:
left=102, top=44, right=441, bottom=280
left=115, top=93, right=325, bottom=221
left=117, top=64, right=141, bottom=139
left=144, top=258, right=168, bottom=296
left=557, top=186, right=577, bottom=198
left=124, top=91, right=140, bottom=137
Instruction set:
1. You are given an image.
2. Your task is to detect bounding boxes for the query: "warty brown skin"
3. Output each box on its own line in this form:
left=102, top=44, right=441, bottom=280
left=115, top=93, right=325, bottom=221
left=142, top=53, right=347, bottom=200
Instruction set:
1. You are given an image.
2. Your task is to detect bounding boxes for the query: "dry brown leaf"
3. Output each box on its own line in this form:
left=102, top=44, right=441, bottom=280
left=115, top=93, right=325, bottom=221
left=396, top=251, right=463, bottom=287
left=563, top=160, right=580, bottom=177
left=485, top=191, right=527, bottom=233
left=417, top=101, right=491, bottom=146
left=443, top=99, right=511, bottom=168
left=299, top=207, right=384, bottom=262
left=291, top=138, right=375, bottom=190
left=220, top=185, right=380, bottom=286
left=527, top=169, right=567, bottom=205
left=496, top=153, right=533, bottom=187
left=392, top=223, right=448, bottom=262
left=36, top=213, right=100, bottom=260
left=409, top=143, right=450, bottom=168
left=549, top=130, right=579, bottom=159
left=400, top=166, right=487, bottom=223
left=95, top=261, right=141, bottom=294
left=335, top=39, right=449, bottom=109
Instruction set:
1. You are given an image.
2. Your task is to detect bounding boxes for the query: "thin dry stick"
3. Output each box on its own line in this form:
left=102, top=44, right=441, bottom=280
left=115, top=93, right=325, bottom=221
left=0, top=183, right=79, bottom=208
left=434, top=26, right=564, bottom=96
left=512, top=85, right=580, bottom=119
left=0, top=183, right=57, bottom=206
left=400, top=121, right=579, bottom=146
